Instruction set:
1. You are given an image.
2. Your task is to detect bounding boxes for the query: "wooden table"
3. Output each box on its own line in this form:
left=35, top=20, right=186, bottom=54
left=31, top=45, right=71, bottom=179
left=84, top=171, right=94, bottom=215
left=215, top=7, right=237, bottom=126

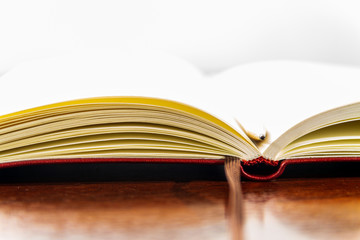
left=1, top=176, right=360, bottom=240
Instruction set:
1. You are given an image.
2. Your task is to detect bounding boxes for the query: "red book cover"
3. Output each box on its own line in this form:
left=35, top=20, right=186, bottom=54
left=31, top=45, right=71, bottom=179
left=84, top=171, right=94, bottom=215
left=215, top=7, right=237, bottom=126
left=1, top=156, right=360, bottom=181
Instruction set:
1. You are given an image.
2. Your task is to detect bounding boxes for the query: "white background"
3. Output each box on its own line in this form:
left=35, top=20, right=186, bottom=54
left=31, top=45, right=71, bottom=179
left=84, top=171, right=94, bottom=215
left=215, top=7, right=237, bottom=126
left=1, top=0, right=360, bottom=74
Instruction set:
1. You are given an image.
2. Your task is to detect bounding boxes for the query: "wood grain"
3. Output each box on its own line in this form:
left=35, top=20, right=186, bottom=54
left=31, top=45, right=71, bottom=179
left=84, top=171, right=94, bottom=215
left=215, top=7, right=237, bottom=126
left=0, top=178, right=360, bottom=240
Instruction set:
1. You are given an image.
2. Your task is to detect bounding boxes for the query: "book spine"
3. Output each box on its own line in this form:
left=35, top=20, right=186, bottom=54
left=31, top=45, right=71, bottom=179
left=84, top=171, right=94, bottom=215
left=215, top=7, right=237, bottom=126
left=240, top=157, right=282, bottom=181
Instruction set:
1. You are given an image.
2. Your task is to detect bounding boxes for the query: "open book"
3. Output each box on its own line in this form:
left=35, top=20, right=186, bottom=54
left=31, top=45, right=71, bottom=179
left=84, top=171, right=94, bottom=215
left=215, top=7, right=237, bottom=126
left=1, top=95, right=360, bottom=180
left=2, top=52, right=360, bottom=180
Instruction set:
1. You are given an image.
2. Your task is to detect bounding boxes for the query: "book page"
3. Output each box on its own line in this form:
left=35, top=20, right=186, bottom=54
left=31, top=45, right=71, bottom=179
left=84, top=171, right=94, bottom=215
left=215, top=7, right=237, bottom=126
left=0, top=49, right=204, bottom=116
left=3, top=53, right=360, bottom=155
left=208, top=61, right=360, bottom=149
left=0, top=49, right=254, bottom=147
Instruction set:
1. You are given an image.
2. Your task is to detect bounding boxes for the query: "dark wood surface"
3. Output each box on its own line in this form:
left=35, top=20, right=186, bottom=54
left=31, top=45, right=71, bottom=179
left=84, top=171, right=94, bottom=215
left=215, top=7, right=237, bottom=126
left=1, top=178, right=360, bottom=240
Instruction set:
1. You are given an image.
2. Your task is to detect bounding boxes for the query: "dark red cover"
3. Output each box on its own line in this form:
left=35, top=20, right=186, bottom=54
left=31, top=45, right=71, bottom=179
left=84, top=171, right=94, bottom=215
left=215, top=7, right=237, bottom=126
left=1, top=157, right=360, bottom=181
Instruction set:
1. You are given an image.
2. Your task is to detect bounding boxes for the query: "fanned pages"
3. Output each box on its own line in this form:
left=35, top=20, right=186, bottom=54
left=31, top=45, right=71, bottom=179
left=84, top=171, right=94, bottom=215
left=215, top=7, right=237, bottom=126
left=264, top=102, right=360, bottom=160
left=0, top=97, right=259, bottom=163
left=1, top=96, right=360, bottom=180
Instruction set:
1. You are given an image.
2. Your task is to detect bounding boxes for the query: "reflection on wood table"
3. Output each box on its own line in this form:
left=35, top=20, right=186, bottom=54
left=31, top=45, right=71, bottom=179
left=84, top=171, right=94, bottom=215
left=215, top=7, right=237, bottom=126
left=0, top=178, right=360, bottom=240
